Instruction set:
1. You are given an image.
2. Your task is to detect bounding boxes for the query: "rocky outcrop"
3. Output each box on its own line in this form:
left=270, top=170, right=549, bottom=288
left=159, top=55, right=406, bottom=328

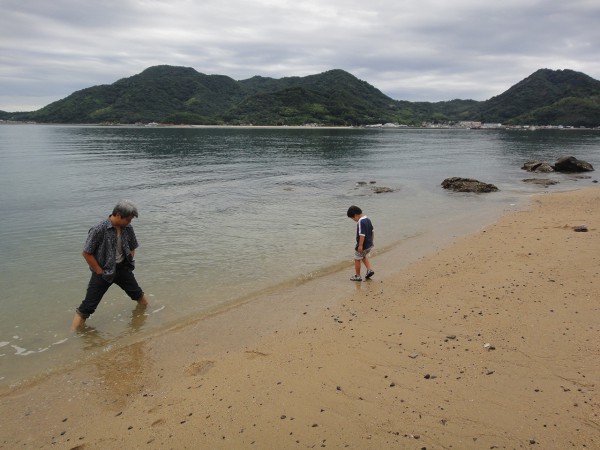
left=355, top=181, right=394, bottom=193
left=522, top=178, right=559, bottom=187
left=441, top=177, right=499, bottom=193
left=522, top=156, right=594, bottom=173
left=373, top=186, right=394, bottom=194
left=553, top=156, right=594, bottom=173
left=522, top=161, right=555, bottom=173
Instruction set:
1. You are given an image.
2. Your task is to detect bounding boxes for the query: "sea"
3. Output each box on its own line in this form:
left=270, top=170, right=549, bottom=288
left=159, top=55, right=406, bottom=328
left=1, top=124, right=599, bottom=389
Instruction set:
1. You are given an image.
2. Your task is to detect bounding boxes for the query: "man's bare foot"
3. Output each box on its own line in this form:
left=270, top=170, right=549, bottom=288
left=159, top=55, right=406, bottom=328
left=137, top=294, right=149, bottom=307
left=70, top=313, right=86, bottom=331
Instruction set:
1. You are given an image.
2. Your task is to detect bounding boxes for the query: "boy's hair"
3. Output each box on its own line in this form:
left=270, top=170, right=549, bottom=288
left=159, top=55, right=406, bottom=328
left=113, top=199, right=139, bottom=218
left=347, top=205, right=362, bottom=218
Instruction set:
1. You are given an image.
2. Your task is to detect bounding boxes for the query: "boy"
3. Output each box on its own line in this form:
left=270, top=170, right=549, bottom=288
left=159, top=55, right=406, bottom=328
left=347, top=205, right=375, bottom=281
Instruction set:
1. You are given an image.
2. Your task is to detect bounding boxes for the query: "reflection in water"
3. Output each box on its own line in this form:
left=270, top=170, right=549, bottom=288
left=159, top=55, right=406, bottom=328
left=496, top=129, right=600, bottom=161
left=129, top=303, right=149, bottom=333
left=77, top=326, right=109, bottom=352
left=77, top=304, right=151, bottom=409
left=91, top=341, right=148, bottom=410
left=77, top=303, right=149, bottom=352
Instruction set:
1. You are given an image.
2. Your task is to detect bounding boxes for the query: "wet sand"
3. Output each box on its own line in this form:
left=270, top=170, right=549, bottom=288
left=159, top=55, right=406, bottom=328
left=1, top=187, right=599, bottom=449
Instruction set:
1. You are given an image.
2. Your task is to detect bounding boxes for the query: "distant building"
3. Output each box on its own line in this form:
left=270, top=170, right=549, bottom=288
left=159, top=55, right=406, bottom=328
left=458, top=121, right=482, bottom=128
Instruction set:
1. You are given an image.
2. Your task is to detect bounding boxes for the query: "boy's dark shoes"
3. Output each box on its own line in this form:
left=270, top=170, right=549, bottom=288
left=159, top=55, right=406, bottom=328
left=350, top=275, right=362, bottom=281
left=365, top=270, right=375, bottom=280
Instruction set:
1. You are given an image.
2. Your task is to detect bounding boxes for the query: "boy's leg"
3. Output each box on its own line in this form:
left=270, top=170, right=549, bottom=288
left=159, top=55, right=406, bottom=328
left=354, top=258, right=362, bottom=276
left=363, top=254, right=375, bottom=279
left=362, top=255, right=372, bottom=272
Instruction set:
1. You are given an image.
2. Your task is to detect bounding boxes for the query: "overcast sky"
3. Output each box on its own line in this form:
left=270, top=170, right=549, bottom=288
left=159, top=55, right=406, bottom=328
left=2, top=0, right=600, bottom=111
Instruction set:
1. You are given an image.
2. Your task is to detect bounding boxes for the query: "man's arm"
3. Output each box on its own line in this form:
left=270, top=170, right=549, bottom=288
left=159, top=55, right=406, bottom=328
left=82, top=251, right=103, bottom=275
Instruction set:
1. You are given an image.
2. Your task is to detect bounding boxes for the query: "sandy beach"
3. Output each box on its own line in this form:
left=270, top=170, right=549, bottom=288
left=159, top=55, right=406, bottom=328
left=2, top=187, right=599, bottom=449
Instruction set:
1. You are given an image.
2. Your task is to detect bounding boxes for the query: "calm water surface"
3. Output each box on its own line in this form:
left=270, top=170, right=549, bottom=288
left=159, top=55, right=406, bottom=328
left=1, top=124, right=599, bottom=387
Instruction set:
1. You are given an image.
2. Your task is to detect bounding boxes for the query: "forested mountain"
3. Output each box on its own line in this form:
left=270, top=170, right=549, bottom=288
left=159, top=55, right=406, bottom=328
left=3, top=66, right=600, bottom=126
left=479, top=69, right=600, bottom=127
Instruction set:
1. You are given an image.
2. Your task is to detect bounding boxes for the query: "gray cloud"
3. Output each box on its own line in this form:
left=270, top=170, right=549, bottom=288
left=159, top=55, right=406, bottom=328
left=2, top=0, right=600, bottom=111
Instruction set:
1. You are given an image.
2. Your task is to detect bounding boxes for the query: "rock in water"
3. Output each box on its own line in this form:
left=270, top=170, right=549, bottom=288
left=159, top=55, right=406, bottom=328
left=441, top=177, right=499, bottom=193
left=554, top=156, right=594, bottom=173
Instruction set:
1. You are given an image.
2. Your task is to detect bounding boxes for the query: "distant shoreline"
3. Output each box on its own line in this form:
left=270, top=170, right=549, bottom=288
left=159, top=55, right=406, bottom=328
left=2, top=120, right=600, bottom=131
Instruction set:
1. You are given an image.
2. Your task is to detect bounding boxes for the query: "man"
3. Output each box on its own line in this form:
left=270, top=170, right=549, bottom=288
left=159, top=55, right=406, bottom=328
left=71, top=200, right=149, bottom=330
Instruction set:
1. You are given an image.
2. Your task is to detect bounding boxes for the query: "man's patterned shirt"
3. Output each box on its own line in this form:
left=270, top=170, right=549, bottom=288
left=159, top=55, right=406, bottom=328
left=83, top=218, right=139, bottom=281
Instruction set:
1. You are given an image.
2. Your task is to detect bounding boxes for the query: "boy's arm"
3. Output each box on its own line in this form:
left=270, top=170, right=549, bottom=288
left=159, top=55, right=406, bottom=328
left=358, top=234, right=366, bottom=252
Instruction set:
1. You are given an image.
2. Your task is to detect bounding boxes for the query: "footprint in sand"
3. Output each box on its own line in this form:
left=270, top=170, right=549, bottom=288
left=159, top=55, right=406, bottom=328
left=185, top=360, right=215, bottom=376
left=151, top=418, right=166, bottom=427
left=245, top=350, right=270, bottom=359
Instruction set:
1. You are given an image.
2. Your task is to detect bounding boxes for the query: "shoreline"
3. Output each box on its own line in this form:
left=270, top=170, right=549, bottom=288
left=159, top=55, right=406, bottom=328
left=3, top=122, right=600, bottom=132
left=0, top=190, right=518, bottom=391
left=2, top=187, right=599, bottom=449
left=0, top=186, right=516, bottom=395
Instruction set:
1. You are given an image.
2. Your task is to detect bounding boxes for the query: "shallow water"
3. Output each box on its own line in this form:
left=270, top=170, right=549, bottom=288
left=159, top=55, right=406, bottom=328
left=0, top=124, right=598, bottom=387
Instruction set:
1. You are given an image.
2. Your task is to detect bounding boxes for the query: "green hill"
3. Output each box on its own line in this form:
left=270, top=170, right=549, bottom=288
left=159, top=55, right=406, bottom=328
left=479, top=69, right=600, bottom=126
left=20, top=66, right=409, bottom=126
left=23, top=66, right=247, bottom=124
left=229, top=69, right=401, bottom=125
left=4, top=66, right=600, bottom=126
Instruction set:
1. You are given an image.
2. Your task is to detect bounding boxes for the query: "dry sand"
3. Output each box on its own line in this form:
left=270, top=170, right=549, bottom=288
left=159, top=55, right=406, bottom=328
left=1, top=187, right=599, bottom=449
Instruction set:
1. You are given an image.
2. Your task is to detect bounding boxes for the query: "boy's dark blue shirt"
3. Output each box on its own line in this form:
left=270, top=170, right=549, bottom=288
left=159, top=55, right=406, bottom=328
left=356, top=216, right=374, bottom=250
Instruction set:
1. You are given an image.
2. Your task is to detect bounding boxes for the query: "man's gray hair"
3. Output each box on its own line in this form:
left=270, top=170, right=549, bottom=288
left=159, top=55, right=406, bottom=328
left=112, top=199, right=139, bottom=218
